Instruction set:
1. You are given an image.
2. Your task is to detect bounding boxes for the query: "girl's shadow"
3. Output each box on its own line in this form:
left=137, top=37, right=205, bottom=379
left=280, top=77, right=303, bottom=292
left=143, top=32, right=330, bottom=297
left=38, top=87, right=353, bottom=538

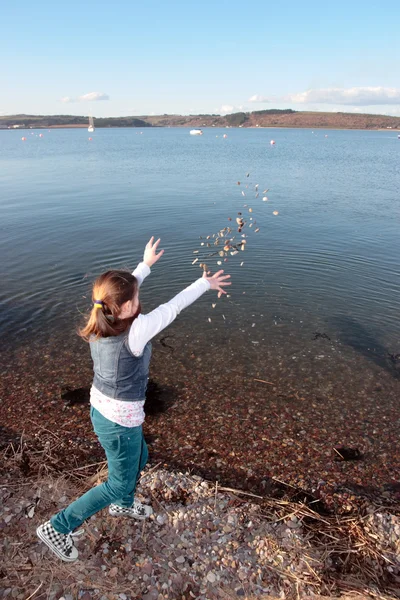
left=60, top=379, right=177, bottom=414
left=144, top=379, right=176, bottom=416
left=330, top=316, right=400, bottom=379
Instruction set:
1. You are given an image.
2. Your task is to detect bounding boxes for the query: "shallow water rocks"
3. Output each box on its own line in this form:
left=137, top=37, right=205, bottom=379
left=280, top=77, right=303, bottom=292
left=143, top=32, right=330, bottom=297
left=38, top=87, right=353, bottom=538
left=175, top=555, right=185, bottom=563
left=365, top=509, right=400, bottom=575
left=206, top=571, right=216, bottom=582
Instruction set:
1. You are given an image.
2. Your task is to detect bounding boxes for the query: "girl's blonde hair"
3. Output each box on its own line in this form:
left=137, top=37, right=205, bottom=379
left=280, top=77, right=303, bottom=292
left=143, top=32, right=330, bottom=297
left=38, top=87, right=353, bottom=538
left=79, top=270, right=139, bottom=340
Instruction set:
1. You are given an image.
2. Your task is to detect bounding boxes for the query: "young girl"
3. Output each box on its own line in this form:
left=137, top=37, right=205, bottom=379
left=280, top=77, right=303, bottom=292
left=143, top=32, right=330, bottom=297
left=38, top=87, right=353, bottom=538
left=37, top=236, right=231, bottom=562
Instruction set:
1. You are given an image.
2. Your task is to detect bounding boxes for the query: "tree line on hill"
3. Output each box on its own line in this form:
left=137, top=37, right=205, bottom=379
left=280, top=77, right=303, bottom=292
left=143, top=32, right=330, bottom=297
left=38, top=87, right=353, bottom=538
left=1, top=109, right=399, bottom=130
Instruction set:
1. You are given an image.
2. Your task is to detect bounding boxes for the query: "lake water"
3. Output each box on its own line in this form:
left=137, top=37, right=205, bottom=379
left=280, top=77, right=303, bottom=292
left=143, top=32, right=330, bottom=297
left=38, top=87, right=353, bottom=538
left=1, top=127, right=399, bottom=353
left=2, top=126, right=400, bottom=493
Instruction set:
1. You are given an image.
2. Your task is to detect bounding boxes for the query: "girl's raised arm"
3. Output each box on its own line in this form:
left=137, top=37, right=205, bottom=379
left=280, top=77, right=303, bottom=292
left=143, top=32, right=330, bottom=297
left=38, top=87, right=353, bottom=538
left=143, top=236, right=164, bottom=268
left=132, top=236, right=164, bottom=286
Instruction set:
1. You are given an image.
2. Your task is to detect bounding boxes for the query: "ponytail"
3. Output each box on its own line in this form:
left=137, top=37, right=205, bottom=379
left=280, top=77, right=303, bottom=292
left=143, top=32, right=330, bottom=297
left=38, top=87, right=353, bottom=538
left=79, top=270, right=139, bottom=341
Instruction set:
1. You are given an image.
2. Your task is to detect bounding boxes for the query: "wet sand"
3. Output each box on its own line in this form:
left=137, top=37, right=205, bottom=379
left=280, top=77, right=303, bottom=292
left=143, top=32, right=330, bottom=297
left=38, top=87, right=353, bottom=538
left=1, top=318, right=400, bottom=513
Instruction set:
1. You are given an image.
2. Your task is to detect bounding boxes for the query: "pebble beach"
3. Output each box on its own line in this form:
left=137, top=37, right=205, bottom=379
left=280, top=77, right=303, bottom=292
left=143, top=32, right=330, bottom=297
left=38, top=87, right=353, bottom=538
left=1, top=460, right=400, bottom=600
left=1, top=315, right=400, bottom=510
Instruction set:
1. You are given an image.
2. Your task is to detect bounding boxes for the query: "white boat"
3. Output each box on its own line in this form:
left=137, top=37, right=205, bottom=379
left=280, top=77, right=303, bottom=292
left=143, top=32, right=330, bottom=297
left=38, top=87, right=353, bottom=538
left=88, top=116, right=95, bottom=133
left=190, top=129, right=203, bottom=135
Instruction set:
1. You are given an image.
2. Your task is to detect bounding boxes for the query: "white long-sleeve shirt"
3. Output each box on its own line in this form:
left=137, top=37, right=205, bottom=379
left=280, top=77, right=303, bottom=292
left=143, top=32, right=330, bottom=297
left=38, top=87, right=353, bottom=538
left=90, top=263, right=210, bottom=427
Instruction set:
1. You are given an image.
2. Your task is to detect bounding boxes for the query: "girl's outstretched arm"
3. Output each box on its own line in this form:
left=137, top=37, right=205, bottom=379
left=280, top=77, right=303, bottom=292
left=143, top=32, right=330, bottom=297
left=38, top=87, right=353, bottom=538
left=132, top=236, right=164, bottom=287
left=128, top=270, right=231, bottom=356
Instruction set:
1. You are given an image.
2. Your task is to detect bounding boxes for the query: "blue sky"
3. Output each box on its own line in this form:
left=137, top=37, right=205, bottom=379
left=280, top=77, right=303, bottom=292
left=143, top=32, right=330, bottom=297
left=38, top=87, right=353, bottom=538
left=2, top=0, right=400, bottom=117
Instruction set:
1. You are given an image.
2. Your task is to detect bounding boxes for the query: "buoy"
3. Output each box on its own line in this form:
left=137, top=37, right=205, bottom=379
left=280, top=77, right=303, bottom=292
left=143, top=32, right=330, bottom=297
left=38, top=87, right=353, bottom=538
left=270, top=140, right=275, bottom=145
left=88, top=137, right=92, bottom=141
left=21, top=137, right=27, bottom=141
left=39, top=133, right=43, bottom=138
left=223, top=134, right=227, bottom=138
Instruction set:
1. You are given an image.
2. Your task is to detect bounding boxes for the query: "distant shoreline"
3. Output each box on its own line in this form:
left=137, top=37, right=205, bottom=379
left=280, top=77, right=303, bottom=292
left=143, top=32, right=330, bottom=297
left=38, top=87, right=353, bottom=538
left=2, top=109, right=400, bottom=132
left=3, top=124, right=399, bottom=132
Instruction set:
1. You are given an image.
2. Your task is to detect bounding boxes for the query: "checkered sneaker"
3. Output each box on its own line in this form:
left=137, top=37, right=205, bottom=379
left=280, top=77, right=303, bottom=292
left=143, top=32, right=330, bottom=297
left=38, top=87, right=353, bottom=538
left=109, top=500, right=153, bottom=520
left=36, top=521, right=79, bottom=562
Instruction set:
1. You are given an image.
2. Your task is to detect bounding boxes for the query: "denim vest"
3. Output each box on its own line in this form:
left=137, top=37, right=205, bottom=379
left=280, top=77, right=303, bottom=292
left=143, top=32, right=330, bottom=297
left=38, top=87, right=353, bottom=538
left=90, top=333, right=151, bottom=401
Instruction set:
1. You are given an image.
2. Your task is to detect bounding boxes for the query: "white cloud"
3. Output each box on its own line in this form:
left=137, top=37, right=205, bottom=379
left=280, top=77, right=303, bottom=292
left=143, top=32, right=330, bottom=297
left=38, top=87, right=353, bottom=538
left=59, top=92, right=110, bottom=103
left=248, top=94, right=269, bottom=103
left=379, top=106, right=400, bottom=115
left=285, top=87, right=400, bottom=105
left=220, top=105, right=235, bottom=114
left=218, top=104, right=246, bottom=115
left=249, top=87, right=400, bottom=106
left=79, top=92, right=110, bottom=102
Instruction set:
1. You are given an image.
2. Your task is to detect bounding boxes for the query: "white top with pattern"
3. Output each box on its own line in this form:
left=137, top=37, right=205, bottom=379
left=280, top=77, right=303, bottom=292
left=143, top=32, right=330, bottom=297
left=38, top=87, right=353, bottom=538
left=90, top=262, right=210, bottom=427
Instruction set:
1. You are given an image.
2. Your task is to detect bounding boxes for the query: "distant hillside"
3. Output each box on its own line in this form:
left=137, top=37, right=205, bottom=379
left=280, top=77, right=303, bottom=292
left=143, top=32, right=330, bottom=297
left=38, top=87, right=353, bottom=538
left=1, top=110, right=400, bottom=130
left=0, top=114, right=151, bottom=129
left=142, top=109, right=400, bottom=130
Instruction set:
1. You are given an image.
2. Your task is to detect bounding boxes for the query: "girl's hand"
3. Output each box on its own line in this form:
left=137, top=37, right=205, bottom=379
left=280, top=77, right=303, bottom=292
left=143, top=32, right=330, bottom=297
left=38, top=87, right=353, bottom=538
left=143, top=236, right=164, bottom=267
left=203, top=269, right=231, bottom=297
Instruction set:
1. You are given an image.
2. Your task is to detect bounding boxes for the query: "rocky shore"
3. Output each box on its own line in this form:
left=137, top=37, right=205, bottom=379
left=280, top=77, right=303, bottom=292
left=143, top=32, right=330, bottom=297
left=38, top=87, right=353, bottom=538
left=1, top=329, right=400, bottom=599
left=1, top=437, right=400, bottom=600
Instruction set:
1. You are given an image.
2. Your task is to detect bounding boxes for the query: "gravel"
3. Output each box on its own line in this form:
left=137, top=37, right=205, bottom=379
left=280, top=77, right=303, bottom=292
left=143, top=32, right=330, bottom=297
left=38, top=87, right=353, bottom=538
left=1, top=465, right=399, bottom=599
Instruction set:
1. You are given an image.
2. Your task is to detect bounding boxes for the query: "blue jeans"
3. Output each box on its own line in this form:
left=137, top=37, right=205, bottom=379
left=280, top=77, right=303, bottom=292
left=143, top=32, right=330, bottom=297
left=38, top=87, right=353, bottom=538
left=51, top=406, right=148, bottom=534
